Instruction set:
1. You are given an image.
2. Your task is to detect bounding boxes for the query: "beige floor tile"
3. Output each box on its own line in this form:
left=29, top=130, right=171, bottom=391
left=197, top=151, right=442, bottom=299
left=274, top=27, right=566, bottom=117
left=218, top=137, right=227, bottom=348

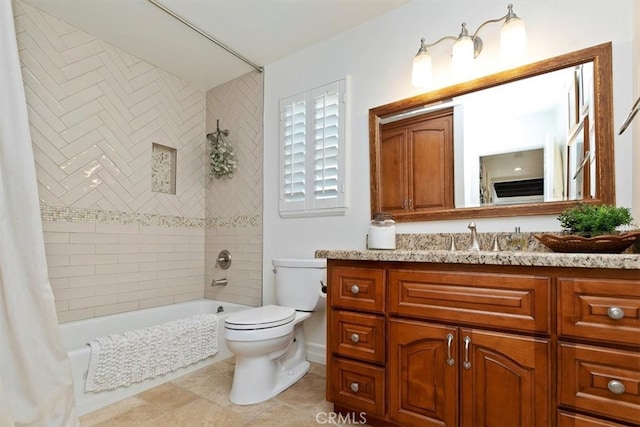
left=275, top=371, right=326, bottom=409
left=79, top=397, right=148, bottom=426
left=137, top=382, right=200, bottom=411
left=242, top=400, right=323, bottom=427
left=140, top=398, right=249, bottom=427
left=81, top=360, right=335, bottom=427
left=90, top=401, right=166, bottom=427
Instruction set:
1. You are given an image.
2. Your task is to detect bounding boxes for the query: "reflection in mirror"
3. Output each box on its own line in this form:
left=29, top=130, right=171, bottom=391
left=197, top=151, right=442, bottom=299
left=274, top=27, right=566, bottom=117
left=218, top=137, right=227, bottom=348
left=369, top=43, right=614, bottom=222
left=454, top=63, right=594, bottom=208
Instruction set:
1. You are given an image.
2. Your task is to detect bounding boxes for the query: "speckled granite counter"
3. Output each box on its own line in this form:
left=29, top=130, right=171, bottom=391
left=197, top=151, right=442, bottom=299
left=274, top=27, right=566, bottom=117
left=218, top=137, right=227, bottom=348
left=314, top=249, right=640, bottom=270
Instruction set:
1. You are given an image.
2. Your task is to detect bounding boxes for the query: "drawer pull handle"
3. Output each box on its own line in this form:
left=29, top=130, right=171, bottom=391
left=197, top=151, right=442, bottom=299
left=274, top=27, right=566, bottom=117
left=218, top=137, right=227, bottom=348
left=607, top=306, right=625, bottom=320
left=446, top=333, right=455, bottom=366
left=608, top=380, right=625, bottom=395
left=350, top=285, right=360, bottom=295
left=351, top=333, right=360, bottom=343
left=463, top=336, right=471, bottom=370
left=350, top=382, right=359, bottom=393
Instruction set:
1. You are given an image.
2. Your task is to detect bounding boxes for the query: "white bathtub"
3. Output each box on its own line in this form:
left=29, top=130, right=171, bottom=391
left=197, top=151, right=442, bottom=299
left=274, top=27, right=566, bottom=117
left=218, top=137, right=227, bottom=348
left=59, top=299, right=250, bottom=416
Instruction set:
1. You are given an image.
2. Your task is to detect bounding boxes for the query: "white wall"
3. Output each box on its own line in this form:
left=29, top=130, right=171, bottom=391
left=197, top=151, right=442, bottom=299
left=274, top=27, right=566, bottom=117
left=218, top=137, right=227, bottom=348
left=262, top=1, right=636, bottom=360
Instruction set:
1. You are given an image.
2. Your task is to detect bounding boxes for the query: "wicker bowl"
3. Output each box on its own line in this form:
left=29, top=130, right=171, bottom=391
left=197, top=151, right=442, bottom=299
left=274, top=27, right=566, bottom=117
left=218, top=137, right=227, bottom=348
left=534, top=231, right=640, bottom=254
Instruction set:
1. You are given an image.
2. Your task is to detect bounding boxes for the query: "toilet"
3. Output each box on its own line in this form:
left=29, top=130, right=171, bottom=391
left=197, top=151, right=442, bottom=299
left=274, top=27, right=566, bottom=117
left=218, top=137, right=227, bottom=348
left=223, top=258, right=326, bottom=405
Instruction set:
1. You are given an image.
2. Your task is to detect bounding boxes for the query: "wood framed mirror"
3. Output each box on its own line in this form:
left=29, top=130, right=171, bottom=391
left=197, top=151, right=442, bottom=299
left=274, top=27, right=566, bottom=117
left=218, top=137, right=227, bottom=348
left=369, top=42, right=614, bottom=222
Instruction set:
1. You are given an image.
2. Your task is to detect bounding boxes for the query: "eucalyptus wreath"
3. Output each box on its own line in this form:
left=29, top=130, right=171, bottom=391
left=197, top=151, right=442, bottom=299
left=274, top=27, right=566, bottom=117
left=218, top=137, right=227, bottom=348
left=209, top=134, right=237, bottom=179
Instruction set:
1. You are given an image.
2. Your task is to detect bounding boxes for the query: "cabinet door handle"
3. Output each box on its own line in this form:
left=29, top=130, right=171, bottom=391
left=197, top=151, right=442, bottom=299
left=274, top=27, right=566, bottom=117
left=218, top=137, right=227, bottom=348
left=351, top=333, right=360, bottom=343
left=608, top=380, right=625, bottom=395
left=446, top=333, right=455, bottom=366
left=607, top=306, right=625, bottom=320
left=463, top=336, right=471, bottom=370
left=350, top=285, right=360, bottom=295
left=350, top=382, right=359, bottom=393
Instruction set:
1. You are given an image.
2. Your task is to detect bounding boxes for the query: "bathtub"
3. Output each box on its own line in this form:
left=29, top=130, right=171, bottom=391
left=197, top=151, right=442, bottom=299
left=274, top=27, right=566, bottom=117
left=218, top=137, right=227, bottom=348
left=59, top=299, right=250, bottom=416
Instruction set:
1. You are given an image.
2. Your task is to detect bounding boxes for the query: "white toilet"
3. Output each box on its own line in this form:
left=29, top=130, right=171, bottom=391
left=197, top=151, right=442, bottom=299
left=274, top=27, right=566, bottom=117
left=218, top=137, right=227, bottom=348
left=223, top=258, right=326, bottom=405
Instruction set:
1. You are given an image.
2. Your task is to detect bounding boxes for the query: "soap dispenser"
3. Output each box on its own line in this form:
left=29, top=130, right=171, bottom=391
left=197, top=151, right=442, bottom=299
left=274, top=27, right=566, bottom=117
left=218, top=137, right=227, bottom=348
left=508, top=227, right=527, bottom=251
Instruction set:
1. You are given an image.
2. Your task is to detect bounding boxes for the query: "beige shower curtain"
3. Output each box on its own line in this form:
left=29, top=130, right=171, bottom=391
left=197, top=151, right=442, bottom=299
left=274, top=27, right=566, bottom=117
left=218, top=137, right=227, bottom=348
left=0, top=0, right=78, bottom=425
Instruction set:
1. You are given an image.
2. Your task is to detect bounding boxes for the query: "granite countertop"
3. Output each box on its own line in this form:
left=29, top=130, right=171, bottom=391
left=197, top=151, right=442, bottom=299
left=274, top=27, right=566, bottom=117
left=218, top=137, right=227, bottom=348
left=314, top=248, right=640, bottom=270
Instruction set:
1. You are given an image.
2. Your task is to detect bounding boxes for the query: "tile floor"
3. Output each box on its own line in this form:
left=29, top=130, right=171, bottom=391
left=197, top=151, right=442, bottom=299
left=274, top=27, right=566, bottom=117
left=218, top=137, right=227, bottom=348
left=79, top=359, right=369, bottom=427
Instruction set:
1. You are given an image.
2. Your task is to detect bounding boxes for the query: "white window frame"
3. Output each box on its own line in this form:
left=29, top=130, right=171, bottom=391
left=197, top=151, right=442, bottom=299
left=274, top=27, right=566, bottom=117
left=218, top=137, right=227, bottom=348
left=278, top=78, right=348, bottom=218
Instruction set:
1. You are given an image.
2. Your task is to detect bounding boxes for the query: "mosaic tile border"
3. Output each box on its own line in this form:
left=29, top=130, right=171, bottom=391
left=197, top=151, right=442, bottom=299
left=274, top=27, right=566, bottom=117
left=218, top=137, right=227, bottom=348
left=39, top=205, right=260, bottom=229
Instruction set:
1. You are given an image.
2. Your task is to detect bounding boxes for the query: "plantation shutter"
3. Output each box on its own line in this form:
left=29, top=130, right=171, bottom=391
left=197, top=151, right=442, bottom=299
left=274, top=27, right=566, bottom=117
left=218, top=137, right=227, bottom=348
left=279, top=78, right=347, bottom=217
left=280, top=93, right=307, bottom=211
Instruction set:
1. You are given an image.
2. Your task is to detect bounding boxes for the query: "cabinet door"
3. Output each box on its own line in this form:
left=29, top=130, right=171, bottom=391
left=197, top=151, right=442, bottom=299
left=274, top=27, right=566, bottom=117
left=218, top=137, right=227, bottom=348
left=409, top=114, right=453, bottom=212
left=379, top=127, right=408, bottom=213
left=460, top=328, right=550, bottom=427
left=389, top=319, right=458, bottom=427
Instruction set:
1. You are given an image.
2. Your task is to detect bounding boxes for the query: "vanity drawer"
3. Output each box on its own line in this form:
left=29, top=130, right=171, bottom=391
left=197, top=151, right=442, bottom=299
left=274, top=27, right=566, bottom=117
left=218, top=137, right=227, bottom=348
left=330, top=265, right=385, bottom=313
left=329, top=357, right=385, bottom=417
left=331, top=310, right=385, bottom=364
left=389, top=269, right=551, bottom=333
left=558, top=277, right=640, bottom=347
left=558, top=410, right=628, bottom=427
left=558, top=342, right=640, bottom=425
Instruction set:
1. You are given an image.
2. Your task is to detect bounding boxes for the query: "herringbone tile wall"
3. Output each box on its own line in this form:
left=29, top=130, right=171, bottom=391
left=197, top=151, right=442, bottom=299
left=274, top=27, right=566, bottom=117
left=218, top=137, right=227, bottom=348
left=15, top=0, right=206, bottom=218
left=13, top=0, right=211, bottom=320
left=204, top=71, right=264, bottom=306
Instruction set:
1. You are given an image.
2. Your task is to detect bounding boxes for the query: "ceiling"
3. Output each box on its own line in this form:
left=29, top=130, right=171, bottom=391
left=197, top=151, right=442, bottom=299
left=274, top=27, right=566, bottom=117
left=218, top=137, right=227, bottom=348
left=22, top=0, right=410, bottom=90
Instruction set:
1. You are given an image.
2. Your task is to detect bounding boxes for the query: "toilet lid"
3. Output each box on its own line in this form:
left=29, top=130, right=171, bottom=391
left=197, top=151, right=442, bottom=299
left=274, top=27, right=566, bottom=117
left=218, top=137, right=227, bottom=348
left=224, top=305, right=296, bottom=330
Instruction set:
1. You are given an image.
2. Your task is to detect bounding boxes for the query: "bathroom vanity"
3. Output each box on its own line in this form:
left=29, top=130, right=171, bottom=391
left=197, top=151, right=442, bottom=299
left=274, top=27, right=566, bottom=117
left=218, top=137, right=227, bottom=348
left=317, top=249, right=640, bottom=427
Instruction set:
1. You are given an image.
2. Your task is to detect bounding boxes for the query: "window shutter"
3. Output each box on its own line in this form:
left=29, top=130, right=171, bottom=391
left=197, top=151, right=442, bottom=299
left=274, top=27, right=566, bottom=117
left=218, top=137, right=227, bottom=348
left=280, top=94, right=306, bottom=211
left=279, top=78, right=347, bottom=217
left=312, top=81, right=343, bottom=209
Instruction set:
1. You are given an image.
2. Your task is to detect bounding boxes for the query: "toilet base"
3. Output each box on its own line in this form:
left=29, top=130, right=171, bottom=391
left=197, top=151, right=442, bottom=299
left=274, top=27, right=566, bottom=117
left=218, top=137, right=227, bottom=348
left=229, top=356, right=310, bottom=406
left=229, top=322, right=310, bottom=405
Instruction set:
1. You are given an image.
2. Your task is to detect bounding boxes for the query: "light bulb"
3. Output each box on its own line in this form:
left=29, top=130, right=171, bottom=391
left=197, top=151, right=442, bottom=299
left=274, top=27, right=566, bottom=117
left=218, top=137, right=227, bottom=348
left=501, top=17, right=527, bottom=61
left=412, top=50, right=432, bottom=88
left=451, top=36, right=474, bottom=77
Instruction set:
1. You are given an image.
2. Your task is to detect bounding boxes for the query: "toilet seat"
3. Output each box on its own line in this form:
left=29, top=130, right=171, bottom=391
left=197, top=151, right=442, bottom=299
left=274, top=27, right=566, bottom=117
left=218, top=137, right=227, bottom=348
left=225, top=305, right=295, bottom=330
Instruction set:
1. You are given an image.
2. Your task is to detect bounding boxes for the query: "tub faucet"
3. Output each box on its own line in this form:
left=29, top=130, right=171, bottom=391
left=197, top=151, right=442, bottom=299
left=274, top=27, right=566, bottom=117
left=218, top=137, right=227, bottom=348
left=468, top=222, right=480, bottom=251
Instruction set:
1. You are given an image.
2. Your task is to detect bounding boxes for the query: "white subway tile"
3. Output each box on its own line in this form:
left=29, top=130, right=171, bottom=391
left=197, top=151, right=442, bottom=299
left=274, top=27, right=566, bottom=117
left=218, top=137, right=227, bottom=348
left=43, top=232, right=70, bottom=244
left=117, top=253, right=157, bottom=263
left=42, top=221, right=95, bottom=233
left=94, top=282, right=137, bottom=296
left=139, top=244, right=174, bottom=253
left=57, top=308, right=95, bottom=323
left=69, top=254, right=118, bottom=265
left=118, top=271, right=157, bottom=283
left=70, top=274, right=118, bottom=288
left=93, top=301, right=139, bottom=317
left=118, top=289, right=157, bottom=303
left=139, top=296, right=174, bottom=310
left=45, top=243, right=95, bottom=255
left=95, top=223, right=140, bottom=234
left=96, top=244, right=139, bottom=254
left=69, top=233, right=118, bottom=244
left=174, top=292, right=204, bottom=303
left=49, top=277, right=70, bottom=290
left=46, top=254, right=69, bottom=267
left=69, top=294, right=118, bottom=310
left=53, top=286, right=94, bottom=300
left=95, top=263, right=138, bottom=275
left=117, top=234, right=158, bottom=244
left=48, top=265, right=95, bottom=278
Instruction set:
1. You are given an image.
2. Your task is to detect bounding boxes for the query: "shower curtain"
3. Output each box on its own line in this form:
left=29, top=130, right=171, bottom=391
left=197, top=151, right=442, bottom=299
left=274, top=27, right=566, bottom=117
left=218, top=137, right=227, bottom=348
left=0, top=1, right=78, bottom=425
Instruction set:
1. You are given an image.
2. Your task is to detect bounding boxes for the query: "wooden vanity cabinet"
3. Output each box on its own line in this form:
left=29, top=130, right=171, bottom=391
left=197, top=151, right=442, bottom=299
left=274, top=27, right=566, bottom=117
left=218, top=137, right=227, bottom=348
left=326, top=259, right=640, bottom=427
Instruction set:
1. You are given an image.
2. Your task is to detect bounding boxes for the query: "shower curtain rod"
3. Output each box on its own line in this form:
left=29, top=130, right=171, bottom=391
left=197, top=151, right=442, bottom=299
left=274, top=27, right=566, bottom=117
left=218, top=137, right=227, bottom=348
left=146, top=0, right=264, bottom=73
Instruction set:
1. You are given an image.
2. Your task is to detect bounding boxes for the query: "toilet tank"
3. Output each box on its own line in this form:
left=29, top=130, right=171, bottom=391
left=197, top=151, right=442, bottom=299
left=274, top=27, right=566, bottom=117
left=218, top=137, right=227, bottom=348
left=272, top=258, right=326, bottom=311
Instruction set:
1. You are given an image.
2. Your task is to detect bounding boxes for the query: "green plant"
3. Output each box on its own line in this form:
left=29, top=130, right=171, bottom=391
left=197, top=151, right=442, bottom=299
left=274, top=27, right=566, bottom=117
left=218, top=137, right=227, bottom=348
left=209, top=136, right=236, bottom=179
left=557, top=203, right=634, bottom=236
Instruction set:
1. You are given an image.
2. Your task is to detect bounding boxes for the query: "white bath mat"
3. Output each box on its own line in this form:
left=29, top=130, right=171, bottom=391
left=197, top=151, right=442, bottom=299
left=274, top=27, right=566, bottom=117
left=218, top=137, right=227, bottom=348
left=85, top=313, right=218, bottom=392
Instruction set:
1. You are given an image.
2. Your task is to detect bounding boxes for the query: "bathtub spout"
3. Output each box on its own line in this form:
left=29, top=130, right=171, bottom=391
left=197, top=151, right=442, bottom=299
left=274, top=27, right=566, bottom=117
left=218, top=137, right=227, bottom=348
left=211, top=278, right=228, bottom=287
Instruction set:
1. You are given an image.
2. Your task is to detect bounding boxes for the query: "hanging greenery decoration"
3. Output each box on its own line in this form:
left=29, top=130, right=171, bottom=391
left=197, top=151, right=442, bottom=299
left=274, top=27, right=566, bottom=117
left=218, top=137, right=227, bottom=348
left=208, top=120, right=236, bottom=179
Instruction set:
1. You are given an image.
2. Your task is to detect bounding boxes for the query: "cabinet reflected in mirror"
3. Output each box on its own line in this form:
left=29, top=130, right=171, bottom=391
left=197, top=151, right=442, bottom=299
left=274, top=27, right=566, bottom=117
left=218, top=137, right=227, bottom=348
left=370, top=43, right=614, bottom=222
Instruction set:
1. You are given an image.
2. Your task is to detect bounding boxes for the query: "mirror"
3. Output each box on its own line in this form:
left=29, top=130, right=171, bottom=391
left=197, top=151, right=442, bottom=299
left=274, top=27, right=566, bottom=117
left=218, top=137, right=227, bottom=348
left=370, top=42, right=614, bottom=222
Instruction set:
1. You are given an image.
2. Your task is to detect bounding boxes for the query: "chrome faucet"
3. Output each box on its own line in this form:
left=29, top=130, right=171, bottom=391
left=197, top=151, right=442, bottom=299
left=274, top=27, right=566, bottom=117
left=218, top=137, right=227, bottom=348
left=468, top=222, right=480, bottom=251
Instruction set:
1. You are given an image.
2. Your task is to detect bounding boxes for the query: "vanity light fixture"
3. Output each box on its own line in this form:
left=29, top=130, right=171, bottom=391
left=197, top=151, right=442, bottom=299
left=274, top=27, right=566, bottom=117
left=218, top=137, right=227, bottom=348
left=412, top=3, right=527, bottom=87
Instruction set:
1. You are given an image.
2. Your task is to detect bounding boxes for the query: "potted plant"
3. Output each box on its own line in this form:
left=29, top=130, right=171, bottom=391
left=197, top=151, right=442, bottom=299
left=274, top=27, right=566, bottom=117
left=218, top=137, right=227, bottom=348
left=557, top=203, right=634, bottom=237
left=535, top=203, right=639, bottom=253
